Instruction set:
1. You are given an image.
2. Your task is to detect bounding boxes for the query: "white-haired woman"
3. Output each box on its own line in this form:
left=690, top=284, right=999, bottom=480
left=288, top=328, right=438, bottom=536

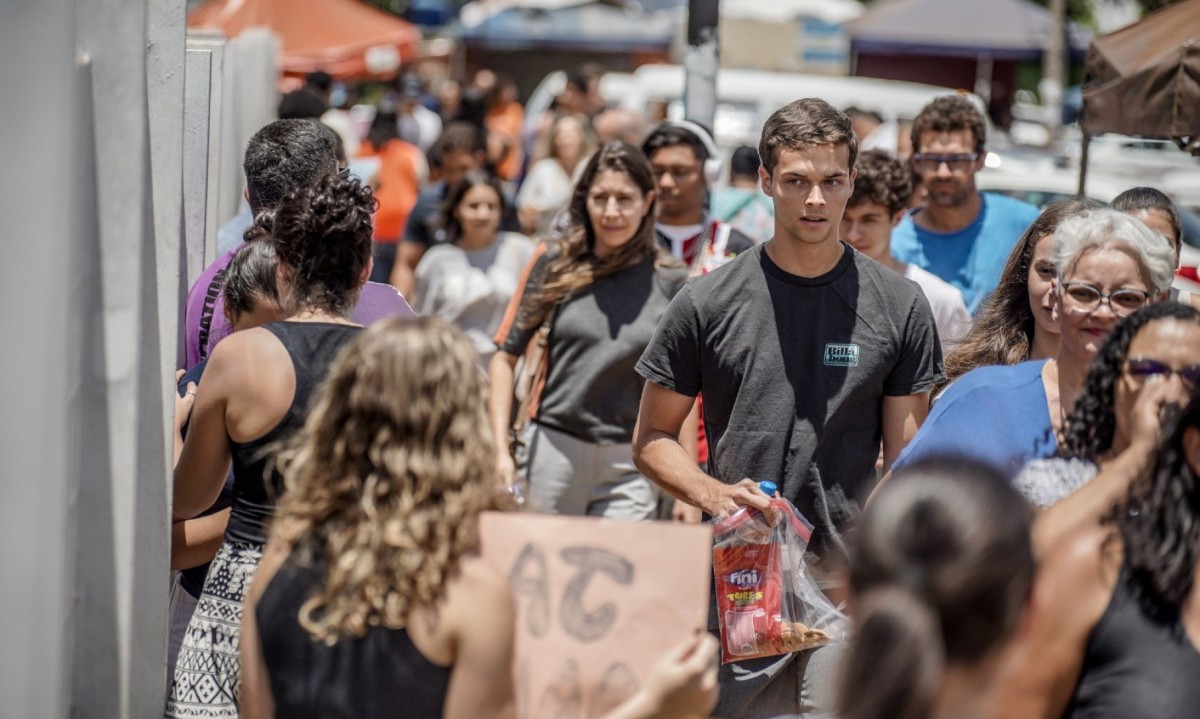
left=887, top=209, right=1176, bottom=481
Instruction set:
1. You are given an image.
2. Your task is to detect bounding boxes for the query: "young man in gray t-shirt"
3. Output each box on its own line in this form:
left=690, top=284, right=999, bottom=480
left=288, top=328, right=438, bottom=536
left=634, top=98, right=941, bottom=718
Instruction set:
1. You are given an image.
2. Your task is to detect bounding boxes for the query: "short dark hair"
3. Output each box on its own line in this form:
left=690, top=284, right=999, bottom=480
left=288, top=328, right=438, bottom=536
left=911, top=95, right=986, bottom=155
left=758, top=98, right=857, bottom=176
left=1111, top=186, right=1182, bottom=249
left=278, top=88, right=329, bottom=120
left=305, top=71, right=333, bottom=94
left=434, top=122, right=486, bottom=159
left=642, top=122, right=711, bottom=164
left=849, top=150, right=912, bottom=216
left=729, top=146, right=760, bottom=179
left=243, top=119, right=339, bottom=215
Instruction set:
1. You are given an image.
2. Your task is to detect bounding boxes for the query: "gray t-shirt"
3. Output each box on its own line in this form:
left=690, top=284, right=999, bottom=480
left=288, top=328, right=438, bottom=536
left=500, top=252, right=688, bottom=444
left=636, top=243, right=941, bottom=561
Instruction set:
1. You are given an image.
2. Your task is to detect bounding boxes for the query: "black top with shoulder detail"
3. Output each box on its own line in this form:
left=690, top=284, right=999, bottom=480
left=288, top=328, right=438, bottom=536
left=226, top=321, right=361, bottom=545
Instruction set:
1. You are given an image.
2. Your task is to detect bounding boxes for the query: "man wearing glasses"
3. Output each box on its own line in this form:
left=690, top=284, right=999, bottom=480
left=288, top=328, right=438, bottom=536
left=643, top=122, right=755, bottom=274
left=891, top=95, right=1039, bottom=313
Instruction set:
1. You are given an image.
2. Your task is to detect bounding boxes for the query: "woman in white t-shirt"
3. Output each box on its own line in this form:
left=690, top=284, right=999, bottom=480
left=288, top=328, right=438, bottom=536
left=415, top=171, right=535, bottom=364
left=516, top=113, right=597, bottom=237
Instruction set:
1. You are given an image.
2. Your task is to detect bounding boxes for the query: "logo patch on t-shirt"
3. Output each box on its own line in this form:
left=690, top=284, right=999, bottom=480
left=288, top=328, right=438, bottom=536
left=823, top=343, right=860, bottom=367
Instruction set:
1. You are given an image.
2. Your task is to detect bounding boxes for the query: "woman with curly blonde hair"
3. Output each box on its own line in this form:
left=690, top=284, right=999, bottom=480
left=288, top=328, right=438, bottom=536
left=239, top=316, right=516, bottom=719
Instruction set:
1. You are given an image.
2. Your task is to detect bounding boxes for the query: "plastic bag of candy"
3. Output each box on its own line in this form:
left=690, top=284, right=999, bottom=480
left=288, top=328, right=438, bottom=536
left=711, top=495, right=849, bottom=664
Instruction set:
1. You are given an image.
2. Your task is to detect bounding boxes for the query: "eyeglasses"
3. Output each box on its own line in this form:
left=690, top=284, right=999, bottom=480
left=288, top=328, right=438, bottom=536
left=911, top=153, right=980, bottom=172
left=1125, top=358, right=1200, bottom=387
left=1060, top=282, right=1151, bottom=316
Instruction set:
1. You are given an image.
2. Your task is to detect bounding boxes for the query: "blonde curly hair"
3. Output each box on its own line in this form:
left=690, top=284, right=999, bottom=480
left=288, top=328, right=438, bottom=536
left=271, top=315, right=500, bottom=644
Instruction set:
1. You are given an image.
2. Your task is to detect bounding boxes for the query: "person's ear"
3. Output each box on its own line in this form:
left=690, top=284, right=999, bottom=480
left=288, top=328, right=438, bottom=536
left=759, top=166, right=774, bottom=198
left=360, top=257, right=374, bottom=288
left=973, top=148, right=987, bottom=172
left=243, top=187, right=251, bottom=204
left=643, top=189, right=656, bottom=218
left=890, top=209, right=907, bottom=228
left=848, top=167, right=857, bottom=191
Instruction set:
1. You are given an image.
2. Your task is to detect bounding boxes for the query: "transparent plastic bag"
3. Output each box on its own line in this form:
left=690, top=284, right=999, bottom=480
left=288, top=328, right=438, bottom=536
left=711, top=497, right=849, bottom=664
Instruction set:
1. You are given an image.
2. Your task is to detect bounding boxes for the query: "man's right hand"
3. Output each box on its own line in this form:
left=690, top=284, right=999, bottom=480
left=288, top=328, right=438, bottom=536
left=703, top=478, right=773, bottom=520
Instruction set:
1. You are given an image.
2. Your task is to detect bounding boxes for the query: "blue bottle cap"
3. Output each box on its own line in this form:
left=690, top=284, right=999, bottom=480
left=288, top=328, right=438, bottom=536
left=758, top=480, right=778, bottom=497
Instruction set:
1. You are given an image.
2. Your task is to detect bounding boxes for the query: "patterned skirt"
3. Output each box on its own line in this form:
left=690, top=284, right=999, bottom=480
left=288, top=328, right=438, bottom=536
left=165, top=540, right=263, bottom=718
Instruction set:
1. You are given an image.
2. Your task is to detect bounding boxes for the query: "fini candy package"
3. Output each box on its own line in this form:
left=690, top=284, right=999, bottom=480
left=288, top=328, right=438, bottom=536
left=711, top=497, right=848, bottom=664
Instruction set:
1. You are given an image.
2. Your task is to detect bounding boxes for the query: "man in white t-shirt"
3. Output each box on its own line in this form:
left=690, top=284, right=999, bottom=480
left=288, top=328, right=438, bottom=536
left=842, top=149, right=972, bottom=351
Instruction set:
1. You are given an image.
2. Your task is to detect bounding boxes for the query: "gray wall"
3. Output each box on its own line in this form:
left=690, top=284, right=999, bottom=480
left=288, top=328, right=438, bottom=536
left=0, top=0, right=230, bottom=715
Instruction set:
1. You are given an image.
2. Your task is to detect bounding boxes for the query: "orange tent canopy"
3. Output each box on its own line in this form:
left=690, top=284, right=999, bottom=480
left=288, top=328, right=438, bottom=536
left=188, top=0, right=423, bottom=80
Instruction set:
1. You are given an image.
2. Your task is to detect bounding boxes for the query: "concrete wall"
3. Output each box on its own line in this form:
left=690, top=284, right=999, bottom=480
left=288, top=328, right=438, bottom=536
left=0, top=1, right=189, bottom=715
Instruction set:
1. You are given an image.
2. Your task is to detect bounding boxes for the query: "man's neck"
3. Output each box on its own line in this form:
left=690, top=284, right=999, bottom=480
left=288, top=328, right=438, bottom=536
left=658, top=207, right=704, bottom=228
left=916, top=191, right=984, bottom=233
left=765, top=236, right=845, bottom=279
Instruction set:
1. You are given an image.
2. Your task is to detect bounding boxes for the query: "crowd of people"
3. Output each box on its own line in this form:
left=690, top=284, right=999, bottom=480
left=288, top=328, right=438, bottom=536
left=163, top=65, right=1200, bottom=719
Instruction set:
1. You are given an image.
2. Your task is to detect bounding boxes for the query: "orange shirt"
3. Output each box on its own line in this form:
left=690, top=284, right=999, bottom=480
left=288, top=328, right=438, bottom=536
left=357, top=139, right=422, bottom=242
left=486, top=101, right=525, bottom=182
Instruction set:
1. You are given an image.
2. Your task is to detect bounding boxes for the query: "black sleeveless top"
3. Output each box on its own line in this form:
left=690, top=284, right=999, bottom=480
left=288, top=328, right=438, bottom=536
left=1063, top=566, right=1200, bottom=718
left=256, top=550, right=452, bottom=718
left=226, top=322, right=361, bottom=545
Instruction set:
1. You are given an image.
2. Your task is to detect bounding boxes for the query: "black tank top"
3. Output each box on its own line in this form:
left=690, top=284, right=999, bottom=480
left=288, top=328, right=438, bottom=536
left=226, top=322, right=361, bottom=545
left=256, top=549, right=452, bottom=718
left=1063, top=566, right=1200, bottom=718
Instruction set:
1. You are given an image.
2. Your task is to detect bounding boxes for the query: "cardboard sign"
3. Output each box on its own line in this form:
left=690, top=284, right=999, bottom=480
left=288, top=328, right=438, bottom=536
left=480, top=512, right=712, bottom=718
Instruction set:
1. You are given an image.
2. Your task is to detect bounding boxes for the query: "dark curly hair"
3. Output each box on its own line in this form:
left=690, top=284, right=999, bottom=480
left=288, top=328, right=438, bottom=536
left=910, top=95, right=987, bottom=156
left=940, top=196, right=1103, bottom=389
left=848, top=149, right=912, bottom=216
left=1118, top=383, right=1200, bottom=610
left=268, top=174, right=376, bottom=316
left=1060, top=302, right=1200, bottom=461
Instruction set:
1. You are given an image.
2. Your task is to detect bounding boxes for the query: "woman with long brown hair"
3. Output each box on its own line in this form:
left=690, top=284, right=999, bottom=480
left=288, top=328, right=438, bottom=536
left=941, top=196, right=1103, bottom=388
left=489, top=140, right=688, bottom=519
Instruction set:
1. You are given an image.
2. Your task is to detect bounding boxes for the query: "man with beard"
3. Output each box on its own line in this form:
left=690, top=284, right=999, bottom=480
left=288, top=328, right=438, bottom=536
left=890, top=95, right=1038, bottom=312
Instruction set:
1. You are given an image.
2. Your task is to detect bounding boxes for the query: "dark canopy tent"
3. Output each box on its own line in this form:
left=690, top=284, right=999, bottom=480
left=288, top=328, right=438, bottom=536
left=1080, top=0, right=1200, bottom=158
left=846, top=0, right=1089, bottom=125
left=452, top=0, right=673, bottom=98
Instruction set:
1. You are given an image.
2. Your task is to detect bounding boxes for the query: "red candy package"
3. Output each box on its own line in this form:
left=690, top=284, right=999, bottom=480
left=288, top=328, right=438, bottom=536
left=712, top=497, right=848, bottom=664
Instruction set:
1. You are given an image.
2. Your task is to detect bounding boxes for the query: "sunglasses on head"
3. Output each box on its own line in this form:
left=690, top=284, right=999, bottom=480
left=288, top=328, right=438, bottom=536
left=1125, top=358, right=1200, bottom=386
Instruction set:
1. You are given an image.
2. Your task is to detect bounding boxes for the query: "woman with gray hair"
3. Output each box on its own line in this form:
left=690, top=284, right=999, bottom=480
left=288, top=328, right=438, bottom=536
left=886, top=208, right=1175, bottom=484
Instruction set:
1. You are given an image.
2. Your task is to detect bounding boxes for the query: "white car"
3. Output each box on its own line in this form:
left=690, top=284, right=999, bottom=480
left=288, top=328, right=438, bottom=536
left=976, top=167, right=1200, bottom=295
